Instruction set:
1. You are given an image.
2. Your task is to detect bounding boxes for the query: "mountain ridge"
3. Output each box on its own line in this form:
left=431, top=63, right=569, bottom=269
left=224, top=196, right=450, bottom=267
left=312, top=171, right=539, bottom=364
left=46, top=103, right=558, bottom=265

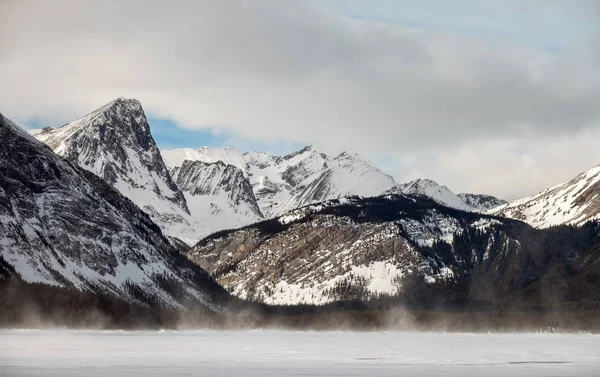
left=187, top=193, right=600, bottom=305
left=162, top=146, right=506, bottom=218
left=170, top=159, right=265, bottom=233
left=492, top=164, right=600, bottom=228
left=0, top=112, right=226, bottom=309
left=31, top=98, right=204, bottom=245
left=162, top=145, right=399, bottom=218
left=33, top=97, right=597, bottom=237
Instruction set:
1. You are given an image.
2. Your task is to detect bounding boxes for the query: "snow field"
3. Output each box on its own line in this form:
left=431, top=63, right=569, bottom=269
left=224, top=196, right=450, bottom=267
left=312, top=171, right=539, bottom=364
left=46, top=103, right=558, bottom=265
left=1, top=330, right=598, bottom=377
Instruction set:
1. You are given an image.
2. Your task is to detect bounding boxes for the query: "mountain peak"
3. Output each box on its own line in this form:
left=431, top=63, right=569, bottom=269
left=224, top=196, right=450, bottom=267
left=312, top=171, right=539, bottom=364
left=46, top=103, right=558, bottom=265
left=397, top=179, right=509, bottom=213
left=82, top=96, right=143, bottom=117
left=32, top=100, right=206, bottom=245
left=171, top=158, right=264, bottom=226
left=458, top=193, right=507, bottom=211
left=1, top=115, right=223, bottom=308
left=40, top=97, right=148, bottom=146
left=107, top=96, right=143, bottom=109
left=334, top=151, right=357, bottom=160
left=282, top=144, right=327, bottom=160
left=400, top=178, right=446, bottom=193
left=411, top=178, right=441, bottom=186
left=398, top=178, right=469, bottom=210
left=163, top=144, right=398, bottom=218
left=98, top=97, right=146, bottom=125
left=493, top=164, right=600, bottom=227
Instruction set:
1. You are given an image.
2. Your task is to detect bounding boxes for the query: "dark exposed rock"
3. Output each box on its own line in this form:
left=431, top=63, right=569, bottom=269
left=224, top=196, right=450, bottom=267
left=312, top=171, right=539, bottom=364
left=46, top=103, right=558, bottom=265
left=32, top=98, right=203, bottom=244
left=172, top=160, right=263, bottom=218
left=188, top=194, right=600, bottom=306
left=457, top=193, right=507, bottom=211
left=0, top=112, right=227, bottom=309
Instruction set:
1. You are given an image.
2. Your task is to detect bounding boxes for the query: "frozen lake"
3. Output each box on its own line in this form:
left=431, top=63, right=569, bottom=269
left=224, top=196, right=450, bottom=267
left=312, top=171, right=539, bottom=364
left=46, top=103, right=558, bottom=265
left=0, top=330, right=598, bottom=376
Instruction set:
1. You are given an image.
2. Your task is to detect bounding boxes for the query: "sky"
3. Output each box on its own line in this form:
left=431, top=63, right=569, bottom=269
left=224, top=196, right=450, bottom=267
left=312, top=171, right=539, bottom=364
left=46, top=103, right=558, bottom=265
left=1, top=0, right=599, bottom=200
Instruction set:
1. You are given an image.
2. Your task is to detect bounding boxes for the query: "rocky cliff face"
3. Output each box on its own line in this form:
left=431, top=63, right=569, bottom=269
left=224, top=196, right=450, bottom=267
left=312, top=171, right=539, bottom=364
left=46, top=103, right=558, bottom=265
left=458, top=193, right=507, bottom=211
left=162, top=146, right=399, bottom=218
left=34, top=96, right=596, bottom=244
left=170, top=160, right=264, bottom=234
left=493, top=164, right=600, bottom=228
left=163, top=146, right=508, bottom=221
left=32, top=98, right=203, bottom=245
left=1, top=113, right=226, bottom=308
left=188, top=194, right=600, bottom=305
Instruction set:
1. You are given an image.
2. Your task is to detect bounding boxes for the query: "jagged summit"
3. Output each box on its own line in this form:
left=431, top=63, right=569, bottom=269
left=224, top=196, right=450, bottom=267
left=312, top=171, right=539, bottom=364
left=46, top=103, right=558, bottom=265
left=32, top=98, right=205, bottom=245
left=162, top=145, right=398, bottom=217
left=170, top=159, right=264, bottom=232
left=95, top=97, right=145, bottom=116
left=35, top=97, right=146, bottom=144
left=162, top=147, right=248, bottom=172
left=397, top=178, right=470, bottom=210
left=34, top=97, right=157, bottom=181
left=394, top=179, right=507, bottom=212
left=1, top=114, right=225, bottom=308
left=30, top=98, right=518, bottom=244
left=458, top=193, right=507, bottom=211
left=162, top=145, right=511, bottom=218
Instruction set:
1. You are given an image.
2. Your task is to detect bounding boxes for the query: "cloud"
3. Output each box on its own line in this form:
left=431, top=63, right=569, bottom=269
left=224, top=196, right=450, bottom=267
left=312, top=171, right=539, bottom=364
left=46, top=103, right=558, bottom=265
left=376, top=128, right=600, bottom=199
left=1, top=0, right=598, bottom=199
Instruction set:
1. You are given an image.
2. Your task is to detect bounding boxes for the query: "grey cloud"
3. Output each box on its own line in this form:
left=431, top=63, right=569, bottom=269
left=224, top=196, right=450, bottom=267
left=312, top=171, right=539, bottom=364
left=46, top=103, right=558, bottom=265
left=0, top=0, right=598, bottom=197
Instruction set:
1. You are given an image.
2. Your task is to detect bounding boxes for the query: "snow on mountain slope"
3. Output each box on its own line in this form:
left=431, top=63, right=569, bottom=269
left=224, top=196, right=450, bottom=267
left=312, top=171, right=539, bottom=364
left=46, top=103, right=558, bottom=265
left=33, top=98, right=203, bottom=245
left=190, top=201, right=424, bottom=305
left=492, top=164, right=600, bottom=228
left=162, top=147, right=248, bottom=172
left=0, top=113, right=226, bottom=308
left=269, top=151, right=399, bottom=216
left=457, top=193, right=507, bottom=211
left=395, top=179, right=506, bottom=213
left=163, top=146, right=398, bottom=218
left=188, top=193, right=600, bottom=305
left=170, top=160, right=264, bottom=234
left=396, top=179, right=470, bottom=210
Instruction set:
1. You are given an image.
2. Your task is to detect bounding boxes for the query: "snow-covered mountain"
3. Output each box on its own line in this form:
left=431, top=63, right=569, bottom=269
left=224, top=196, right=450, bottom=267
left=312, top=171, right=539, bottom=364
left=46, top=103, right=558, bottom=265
left=170, top=160, right=264, bottom=233
left=162, top=147, right=248, bottom=172
left=395, top=179, right=506, bottom=212
left=458, top=193, right=507, bottom=211
left=188, top=194, right=600, bottom=305
left=162, top=146, right=398, bottom=218
left=31, top=98, right=203, bottom=245
left=30, top=97, right=507, bottom=244
left=396, top=179, right=470, bottom=210
left=492, top=164, right=600, bottom=228
left=0, top=113, right=226, bottom=308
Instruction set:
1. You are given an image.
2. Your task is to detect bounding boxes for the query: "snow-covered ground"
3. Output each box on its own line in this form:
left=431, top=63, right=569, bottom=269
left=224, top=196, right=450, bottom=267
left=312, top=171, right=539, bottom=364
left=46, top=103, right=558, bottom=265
left=0, top=330, right=598, bottom=376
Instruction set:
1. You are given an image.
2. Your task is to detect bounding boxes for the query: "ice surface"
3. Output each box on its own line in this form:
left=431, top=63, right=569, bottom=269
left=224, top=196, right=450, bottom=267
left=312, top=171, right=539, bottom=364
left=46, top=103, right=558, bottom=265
left=0, top=330, right=598, bottom=376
